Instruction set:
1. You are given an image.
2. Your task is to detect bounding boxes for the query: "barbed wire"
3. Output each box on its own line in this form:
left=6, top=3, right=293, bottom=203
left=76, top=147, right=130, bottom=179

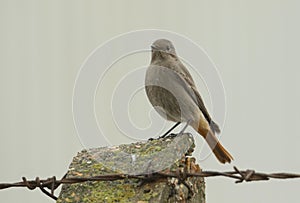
left=1, top=166, right=300, bottom=200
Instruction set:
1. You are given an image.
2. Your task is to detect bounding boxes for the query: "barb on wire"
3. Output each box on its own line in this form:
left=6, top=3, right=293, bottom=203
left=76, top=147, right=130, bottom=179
left=1, top=166, right=300, bottom=200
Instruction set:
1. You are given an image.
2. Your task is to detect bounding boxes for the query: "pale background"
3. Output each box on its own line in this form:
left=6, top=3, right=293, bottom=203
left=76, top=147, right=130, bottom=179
left=1, top=1, right=300, bottom=202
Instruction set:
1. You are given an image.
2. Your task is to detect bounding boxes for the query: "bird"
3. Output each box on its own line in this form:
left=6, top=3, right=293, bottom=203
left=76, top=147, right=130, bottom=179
left=145, top=39, right=233, bottom=164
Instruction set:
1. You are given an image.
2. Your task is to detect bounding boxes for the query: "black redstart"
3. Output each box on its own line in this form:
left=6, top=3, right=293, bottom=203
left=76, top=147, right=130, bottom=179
left=145, top=39, right=233, bottom=164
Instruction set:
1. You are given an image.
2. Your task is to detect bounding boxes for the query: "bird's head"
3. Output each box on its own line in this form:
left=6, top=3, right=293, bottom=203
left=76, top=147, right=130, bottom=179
left=151, top=39, right=177, bottom=56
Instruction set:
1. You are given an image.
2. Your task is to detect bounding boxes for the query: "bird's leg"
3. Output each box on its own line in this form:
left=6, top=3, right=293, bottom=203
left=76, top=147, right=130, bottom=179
left=159, top=122, right=181, bottom=139
left=178, top=119, right=192, bottom=136
left=157, top=120, right=191, bottom=140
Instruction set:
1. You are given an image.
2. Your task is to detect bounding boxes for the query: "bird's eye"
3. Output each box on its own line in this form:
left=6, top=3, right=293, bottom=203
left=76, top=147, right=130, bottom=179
left=166, top=46, right=171, bottom=51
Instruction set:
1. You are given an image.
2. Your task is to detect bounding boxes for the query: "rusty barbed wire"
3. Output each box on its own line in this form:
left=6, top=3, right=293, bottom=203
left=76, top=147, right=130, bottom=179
left=1, top=166, right=300, bottom=200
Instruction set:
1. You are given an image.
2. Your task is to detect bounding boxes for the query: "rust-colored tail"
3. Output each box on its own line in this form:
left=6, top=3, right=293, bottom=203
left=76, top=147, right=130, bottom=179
left=199, top=128, right=233, bottom=164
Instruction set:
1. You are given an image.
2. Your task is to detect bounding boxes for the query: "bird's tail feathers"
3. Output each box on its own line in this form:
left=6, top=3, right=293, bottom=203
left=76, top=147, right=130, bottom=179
left=202, top=129, right=233, bottom=164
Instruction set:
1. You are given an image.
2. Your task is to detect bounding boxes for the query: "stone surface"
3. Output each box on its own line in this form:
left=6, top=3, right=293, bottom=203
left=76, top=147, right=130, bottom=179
left=57, top=133, right=205, bottom=203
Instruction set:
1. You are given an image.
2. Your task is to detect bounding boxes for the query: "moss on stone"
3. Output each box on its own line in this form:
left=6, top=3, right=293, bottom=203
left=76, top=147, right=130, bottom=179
left=57, top=133, right=204, bottom=203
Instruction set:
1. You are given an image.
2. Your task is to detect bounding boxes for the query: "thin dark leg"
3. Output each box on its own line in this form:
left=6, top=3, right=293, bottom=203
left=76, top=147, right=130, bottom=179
left=159, top=122, right=181, bottom=138
left=178, top=119, right=192, bottom=135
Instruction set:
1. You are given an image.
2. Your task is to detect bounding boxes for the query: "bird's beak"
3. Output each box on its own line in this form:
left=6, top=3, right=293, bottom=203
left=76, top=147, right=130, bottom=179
left=151, top=45, right=158, bottom=51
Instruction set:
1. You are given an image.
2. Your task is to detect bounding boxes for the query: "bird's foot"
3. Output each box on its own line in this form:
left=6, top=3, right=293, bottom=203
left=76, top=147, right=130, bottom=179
left=159, top=133, right=178, bottom=139
left=160, top=122, right=181, bottom=139
left=148, top=133, right=178, bottom=141
left=148, top=122, right=181, bottom=141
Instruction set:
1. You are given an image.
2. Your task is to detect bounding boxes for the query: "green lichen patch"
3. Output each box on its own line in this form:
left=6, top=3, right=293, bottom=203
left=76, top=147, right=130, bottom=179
left=87, top=133, right=195, bottom=175
left=57, top=133, right=203, bottom=203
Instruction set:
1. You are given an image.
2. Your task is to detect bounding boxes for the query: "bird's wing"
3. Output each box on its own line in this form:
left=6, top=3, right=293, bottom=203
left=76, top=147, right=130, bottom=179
left=176, top=62, right=221, bottom=134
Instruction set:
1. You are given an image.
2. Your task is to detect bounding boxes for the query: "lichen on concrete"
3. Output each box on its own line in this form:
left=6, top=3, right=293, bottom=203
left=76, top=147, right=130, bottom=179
left=57, top=133, right=205, bottom=203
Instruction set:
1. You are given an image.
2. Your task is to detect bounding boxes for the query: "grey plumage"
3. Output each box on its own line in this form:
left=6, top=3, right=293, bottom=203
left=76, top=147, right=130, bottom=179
left=145, top=39, right=233, bottom=164
left=146, top=39, right=219, bottom=132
